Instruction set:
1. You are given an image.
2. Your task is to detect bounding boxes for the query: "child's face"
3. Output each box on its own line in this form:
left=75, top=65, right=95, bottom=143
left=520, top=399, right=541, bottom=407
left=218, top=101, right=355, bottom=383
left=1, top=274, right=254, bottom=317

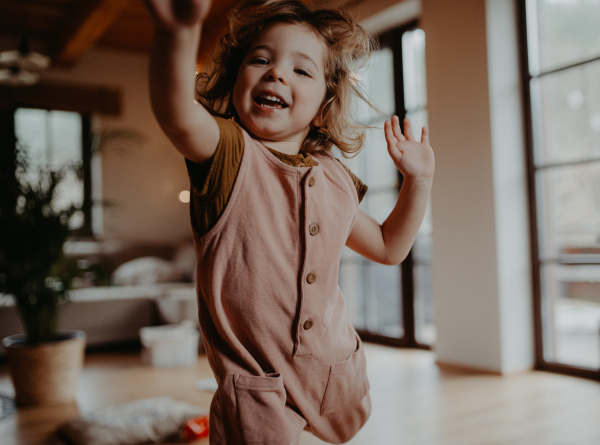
left=232, top=22, right=328, bottom=148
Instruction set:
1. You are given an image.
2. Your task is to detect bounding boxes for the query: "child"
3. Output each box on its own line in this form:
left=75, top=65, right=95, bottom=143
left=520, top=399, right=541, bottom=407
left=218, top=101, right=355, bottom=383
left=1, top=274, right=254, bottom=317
left=145, top=0, right=434, bottom=443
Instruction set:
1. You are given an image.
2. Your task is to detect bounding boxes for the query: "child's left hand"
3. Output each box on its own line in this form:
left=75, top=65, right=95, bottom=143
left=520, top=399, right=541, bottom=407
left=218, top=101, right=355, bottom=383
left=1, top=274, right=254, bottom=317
left=384, top=116, right=435, bottom=181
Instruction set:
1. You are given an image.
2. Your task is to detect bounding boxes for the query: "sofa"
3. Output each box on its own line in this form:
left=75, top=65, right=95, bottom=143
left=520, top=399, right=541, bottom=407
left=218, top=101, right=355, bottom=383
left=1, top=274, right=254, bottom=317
left=0, top=239, right=199, bottom=355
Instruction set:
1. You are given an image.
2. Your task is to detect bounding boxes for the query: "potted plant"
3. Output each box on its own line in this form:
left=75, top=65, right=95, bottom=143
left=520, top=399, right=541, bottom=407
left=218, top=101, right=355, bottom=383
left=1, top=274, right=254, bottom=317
left=0, top=149, right=86, bottom=407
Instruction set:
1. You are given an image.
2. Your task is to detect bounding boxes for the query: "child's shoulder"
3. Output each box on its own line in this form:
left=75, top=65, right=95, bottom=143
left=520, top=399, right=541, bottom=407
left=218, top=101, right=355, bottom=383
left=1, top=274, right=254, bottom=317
left=309, top=152, right=368, bottom=204
left=213, top=116, right=243, bottom=142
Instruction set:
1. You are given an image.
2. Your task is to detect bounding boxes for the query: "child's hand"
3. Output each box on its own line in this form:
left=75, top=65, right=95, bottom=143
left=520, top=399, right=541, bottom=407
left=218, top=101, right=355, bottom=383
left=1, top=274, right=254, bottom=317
left=384, top=116, right=435, bottom=181
left=144, top=0, right=212, bottom=30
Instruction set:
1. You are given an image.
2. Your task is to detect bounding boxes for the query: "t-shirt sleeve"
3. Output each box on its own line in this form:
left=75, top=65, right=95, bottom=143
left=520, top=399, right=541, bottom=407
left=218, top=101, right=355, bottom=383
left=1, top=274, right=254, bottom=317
left=185, top=117, right=244, bottom=236
left=336, top=160, right=368, bottom=203
left=185, top=117, right=244, bottom=199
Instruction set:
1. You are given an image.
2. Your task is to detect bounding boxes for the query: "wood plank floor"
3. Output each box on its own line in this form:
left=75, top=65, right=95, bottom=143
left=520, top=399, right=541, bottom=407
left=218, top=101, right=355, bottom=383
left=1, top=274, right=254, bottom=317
left=1, top=343, right=599, bottom=445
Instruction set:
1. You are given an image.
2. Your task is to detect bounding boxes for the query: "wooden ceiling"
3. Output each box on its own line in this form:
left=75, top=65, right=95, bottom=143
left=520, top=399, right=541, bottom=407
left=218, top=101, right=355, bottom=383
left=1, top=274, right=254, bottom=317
left=0, top=0, right=359, bottom=68
left=0, top=0, right=240, bottom=66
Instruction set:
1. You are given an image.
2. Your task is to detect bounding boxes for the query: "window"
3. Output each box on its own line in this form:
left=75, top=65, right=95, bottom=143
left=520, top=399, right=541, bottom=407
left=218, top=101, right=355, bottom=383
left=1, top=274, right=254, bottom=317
left=522, top=0, right=600, bottom=378
left=13, top=108, right=95, bottom=235
left=339, top=24, right=433, bottom=347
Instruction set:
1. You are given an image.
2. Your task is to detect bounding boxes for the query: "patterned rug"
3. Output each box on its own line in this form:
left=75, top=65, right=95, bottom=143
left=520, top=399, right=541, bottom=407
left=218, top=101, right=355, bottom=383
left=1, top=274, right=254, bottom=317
left=0, top=394, right=16, bottom=420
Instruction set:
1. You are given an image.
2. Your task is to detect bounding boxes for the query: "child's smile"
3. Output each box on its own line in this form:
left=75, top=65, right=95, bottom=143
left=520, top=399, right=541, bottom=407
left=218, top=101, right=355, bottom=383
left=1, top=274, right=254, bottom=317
left=232, top=22, right=328, bottom=154
left=254, top=93, right=288, bottom=109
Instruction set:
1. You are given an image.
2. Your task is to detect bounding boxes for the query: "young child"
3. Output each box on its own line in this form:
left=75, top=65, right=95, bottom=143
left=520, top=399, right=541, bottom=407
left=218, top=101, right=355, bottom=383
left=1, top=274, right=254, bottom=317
left=145, top=0, right=434, bottom=443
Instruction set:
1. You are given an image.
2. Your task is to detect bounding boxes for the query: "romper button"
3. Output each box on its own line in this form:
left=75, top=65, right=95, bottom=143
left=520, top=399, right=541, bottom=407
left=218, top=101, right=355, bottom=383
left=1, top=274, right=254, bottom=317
left=306, top=272, right=316, bottom=284
left=308, top=177, right=315, bottom=187
left=309, top=224, right=319, bottom=236
left=303, top=319, right=314, bottom=330
left=298, top=162, right=306, bottom=167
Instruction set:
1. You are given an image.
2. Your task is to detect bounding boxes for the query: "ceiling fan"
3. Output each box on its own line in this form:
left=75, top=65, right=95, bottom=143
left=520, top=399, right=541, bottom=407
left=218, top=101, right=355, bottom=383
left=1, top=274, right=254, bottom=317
left=0, top=34, right=51, bottom=87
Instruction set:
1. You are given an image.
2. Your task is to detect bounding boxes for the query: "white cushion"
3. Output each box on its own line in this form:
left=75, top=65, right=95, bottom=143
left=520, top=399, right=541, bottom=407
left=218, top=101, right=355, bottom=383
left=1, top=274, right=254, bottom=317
left=112, top=257, right=183, bottom=286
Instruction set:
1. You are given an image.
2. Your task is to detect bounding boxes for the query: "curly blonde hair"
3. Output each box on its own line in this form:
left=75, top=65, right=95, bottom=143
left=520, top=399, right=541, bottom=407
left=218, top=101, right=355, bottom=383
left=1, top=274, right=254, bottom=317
left=196, top=0, right=378, bottom=156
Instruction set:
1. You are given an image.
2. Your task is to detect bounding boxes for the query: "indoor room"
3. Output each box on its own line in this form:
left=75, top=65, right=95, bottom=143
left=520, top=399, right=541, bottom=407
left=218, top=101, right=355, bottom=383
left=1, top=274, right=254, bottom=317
left=1, top=0, right=599, bottom=444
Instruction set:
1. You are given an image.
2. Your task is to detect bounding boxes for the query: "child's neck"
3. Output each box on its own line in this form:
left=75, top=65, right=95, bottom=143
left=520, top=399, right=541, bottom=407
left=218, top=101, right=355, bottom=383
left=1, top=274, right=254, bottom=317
left=260, top=140, right=302, bottom=156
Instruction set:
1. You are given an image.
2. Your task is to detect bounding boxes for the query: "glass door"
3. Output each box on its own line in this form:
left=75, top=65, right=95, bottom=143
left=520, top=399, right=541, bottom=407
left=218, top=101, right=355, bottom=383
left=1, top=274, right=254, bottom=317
left=339, top=24, right=434, bottom=348
left=522, top=0, right=600, bottom=377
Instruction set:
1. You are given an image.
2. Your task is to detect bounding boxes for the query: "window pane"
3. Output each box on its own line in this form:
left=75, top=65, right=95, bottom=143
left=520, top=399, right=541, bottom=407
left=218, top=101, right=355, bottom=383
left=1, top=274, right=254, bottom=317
left=15, top=109, right=82, bottom=171
left=414, top=235, right=435, bottom=345
left=536, top=162, right=600, bottom=259
left=541, top=264, right=600, bottom=369
left=339, top=120, right=398, bottom=197
left=354, top=47, right=395, bottom=123
left=339, top=258, right=403, bottom=337
left=402, top=28, right=427, bottom=112
left=406, top=109, right=429, bottom=143
left=372, top=263, right=402, bottom=337
left=362, top=190, right=398, bottom=225
left=364, top=124, right=399, bottom=190
left=535, top=0, right=600, bottom=73
left=534, top=60, right=600, bottom=166
left=14, top=109, right=84, bottom=229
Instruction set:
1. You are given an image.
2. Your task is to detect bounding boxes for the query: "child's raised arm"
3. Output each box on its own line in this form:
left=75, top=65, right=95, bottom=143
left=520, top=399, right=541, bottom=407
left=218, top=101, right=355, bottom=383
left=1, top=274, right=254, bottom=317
left=346, top=116, right=435, bottom=265
left=146, top=0, right=219, bottom=163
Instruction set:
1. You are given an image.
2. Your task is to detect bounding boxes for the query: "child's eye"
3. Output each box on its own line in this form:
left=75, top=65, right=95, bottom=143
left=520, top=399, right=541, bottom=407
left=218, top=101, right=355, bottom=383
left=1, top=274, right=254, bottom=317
left=251, top=58, right=269, bottom=65
left=295, top=68, right=311, bottom=77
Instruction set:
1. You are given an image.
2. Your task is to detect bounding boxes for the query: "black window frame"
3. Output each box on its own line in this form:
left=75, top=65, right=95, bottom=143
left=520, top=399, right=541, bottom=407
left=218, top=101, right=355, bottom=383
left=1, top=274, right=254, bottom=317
left=518, top=0, right=600, bottom=381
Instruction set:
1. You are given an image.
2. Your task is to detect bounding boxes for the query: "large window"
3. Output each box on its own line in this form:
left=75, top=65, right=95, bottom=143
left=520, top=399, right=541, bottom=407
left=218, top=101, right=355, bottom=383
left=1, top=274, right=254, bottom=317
left=522, top=0, right=600, bottom=378
left=339, top=24, right=433, bottom=347
left=8, top=108, right=95, bottom=235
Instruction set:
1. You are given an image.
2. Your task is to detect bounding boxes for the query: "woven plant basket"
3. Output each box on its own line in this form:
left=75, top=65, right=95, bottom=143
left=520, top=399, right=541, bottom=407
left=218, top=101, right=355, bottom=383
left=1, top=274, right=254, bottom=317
left=2, top=330, right=86, bottom=407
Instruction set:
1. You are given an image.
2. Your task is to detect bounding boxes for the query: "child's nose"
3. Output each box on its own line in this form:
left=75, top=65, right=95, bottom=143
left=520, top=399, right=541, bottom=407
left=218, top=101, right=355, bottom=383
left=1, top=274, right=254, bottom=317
left=264, top=66, right=287, bottom=83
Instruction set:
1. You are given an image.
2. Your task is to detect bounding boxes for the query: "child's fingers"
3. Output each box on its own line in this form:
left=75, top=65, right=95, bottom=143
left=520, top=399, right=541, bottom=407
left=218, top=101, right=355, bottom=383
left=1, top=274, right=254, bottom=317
left=384, top=120, right=403, bottom=163
left=384, top=120, right=397, bottom=145
left=421, top=126, right=429, bottom=144
left=391, top=115, right=406, bottom=142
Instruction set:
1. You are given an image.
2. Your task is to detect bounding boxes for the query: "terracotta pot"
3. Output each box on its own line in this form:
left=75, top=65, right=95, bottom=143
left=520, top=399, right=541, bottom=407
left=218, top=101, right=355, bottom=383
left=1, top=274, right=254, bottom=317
left=2, top=330, right=86, bottom=407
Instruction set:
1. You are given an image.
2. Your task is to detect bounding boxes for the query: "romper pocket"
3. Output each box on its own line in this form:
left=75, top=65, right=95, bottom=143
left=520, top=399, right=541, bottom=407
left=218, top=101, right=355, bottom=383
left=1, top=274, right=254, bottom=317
left=320, top=339, right=370, bottom=416
left=234, top=372, right=290, bottom=444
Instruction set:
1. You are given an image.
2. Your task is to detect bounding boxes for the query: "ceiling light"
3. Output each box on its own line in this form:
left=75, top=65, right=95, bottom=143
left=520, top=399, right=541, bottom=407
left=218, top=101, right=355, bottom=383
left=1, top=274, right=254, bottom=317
left=0, top=34, right=50, bottom=87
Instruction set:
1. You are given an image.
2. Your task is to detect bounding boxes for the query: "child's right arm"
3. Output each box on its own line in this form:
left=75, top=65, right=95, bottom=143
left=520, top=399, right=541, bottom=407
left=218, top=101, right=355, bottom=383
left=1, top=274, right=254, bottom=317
left=146, top=0, right=219, bottom=164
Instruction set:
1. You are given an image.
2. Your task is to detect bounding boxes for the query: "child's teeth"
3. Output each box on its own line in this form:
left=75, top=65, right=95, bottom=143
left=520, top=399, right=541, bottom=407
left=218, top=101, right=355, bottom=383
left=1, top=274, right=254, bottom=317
left=256, top=95, right=286, bottom=108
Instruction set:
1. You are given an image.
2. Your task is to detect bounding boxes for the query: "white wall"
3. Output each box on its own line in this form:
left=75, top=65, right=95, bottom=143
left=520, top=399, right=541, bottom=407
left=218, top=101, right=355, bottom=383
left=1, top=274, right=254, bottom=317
left=421, top=0, right=533, bottom=373
left=421, top=0, right=502, bottom=372
left=43, top=49, right=192, bottom=246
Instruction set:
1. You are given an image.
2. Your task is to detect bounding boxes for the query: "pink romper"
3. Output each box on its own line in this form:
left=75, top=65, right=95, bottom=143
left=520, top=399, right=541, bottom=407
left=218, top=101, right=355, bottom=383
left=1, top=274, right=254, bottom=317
left=189, top=122, right=371, bottom=444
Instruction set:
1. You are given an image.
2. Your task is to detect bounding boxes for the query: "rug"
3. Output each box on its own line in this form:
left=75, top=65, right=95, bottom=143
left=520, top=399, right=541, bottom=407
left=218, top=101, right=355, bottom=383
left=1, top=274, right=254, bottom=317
left=59, top=397, right=207, bottom=445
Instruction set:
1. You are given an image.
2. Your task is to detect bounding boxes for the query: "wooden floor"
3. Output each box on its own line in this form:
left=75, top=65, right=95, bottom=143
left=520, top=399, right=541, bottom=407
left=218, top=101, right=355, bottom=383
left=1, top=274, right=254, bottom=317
left=1, top=343, right=600, bottom=445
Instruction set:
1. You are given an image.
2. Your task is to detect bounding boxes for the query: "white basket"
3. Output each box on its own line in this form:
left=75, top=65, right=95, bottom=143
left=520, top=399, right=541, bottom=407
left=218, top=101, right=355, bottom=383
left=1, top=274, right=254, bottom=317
left=139, top=322, right=200, bottom=367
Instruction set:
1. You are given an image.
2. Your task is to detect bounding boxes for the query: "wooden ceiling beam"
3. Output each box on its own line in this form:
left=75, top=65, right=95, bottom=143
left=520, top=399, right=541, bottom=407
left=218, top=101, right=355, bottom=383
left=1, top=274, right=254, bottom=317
left=52, top=0, right=131, bottom=65
left=0, top=81, right=121, bottom=115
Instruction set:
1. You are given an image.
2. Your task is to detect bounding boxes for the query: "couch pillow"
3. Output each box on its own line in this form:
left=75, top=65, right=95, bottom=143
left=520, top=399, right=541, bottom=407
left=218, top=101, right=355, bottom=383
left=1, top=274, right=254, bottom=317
left=112, top=257, right=183, bottom=286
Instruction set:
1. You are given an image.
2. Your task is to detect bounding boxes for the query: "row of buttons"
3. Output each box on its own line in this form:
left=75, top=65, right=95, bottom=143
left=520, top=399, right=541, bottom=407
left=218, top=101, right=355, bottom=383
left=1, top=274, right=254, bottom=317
left=303, top=176, right=319, bottom=331
left=303, top=175, right=317, bottom=331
